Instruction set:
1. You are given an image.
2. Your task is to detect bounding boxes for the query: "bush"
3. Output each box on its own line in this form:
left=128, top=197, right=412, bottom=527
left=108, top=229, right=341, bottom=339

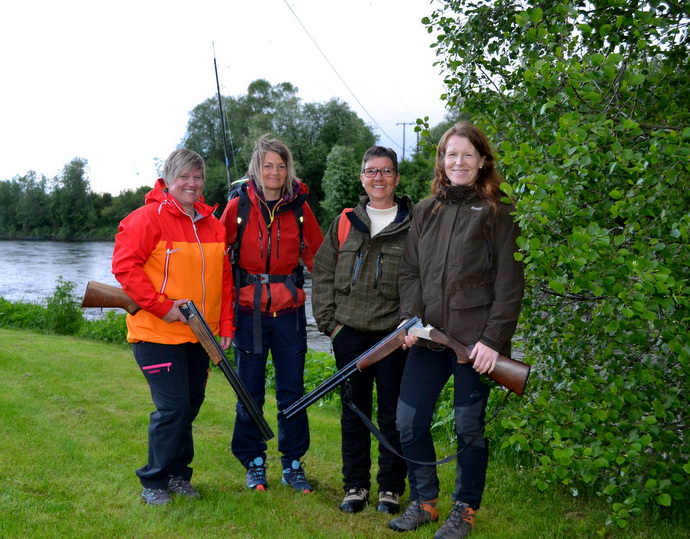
left=45, top=277, right=84, bottom=335
left=78, top=310, right=128, bottom=345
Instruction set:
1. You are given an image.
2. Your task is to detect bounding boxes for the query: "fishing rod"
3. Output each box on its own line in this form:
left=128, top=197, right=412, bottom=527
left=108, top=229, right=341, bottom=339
left=213, top=41, right=231, bottom=190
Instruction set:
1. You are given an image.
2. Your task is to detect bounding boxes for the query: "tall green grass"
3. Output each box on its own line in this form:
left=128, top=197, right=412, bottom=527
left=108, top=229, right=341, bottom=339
left=0, top=328, right=688, bottom=538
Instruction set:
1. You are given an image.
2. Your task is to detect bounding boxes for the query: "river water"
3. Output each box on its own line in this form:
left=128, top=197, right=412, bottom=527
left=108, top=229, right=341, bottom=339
left=0, top=240, right=331, bottom=353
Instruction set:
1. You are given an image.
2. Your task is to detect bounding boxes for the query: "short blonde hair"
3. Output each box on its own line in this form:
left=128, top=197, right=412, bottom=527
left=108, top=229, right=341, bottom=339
left=162, top=149, right=206, bottom=187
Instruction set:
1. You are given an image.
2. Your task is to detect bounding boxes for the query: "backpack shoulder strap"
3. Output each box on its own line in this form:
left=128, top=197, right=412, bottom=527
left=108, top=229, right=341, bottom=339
left=337, top=208, right=354, bottom=250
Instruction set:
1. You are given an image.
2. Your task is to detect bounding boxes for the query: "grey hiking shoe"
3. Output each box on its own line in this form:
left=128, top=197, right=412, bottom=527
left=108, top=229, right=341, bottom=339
left=434, top=501, right=475, bottom=539
left=281, top=460, right=313, bottom=492
left=377, top=490, right=401, bottom=514
left=167, top=476, right=201, bottom=498
left=246, top=456, right=268, bottom=491
left=389, top=499, right=439, bottom=532
left=141, top=488, right=172, bottom=505
left=340, top=487, right=369, bottom=513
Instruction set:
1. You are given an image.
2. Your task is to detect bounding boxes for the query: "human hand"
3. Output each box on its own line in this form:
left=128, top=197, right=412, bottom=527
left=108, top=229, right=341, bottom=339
left=402, top=333, right=418, bottom=351
left=220, top=336, right=232, bottom=350
left=162, top=299, right=190, bottom=324
left=470, top=341, right=499, bottom=374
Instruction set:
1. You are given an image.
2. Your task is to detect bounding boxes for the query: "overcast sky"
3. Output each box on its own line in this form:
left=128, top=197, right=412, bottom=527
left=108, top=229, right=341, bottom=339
left=1, top=0, right=449, bottom=195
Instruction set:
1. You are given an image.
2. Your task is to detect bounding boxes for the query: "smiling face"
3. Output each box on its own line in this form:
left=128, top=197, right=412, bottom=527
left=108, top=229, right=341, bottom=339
left=444, top=135, right=486, bottom=187
left=361, top=156, right=399, bottom=209
left=261, top=151, right=288, bottom=201
left=167, top=168, right=204, bottom=214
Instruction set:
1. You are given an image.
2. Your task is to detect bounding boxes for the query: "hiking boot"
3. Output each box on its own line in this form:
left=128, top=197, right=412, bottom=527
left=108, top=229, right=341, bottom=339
left=389, top=499, right=438, bottom=532
left=377, top=491, right=401, bottom=514
left=246, top=456, right=268, bottom=491
left=281, top=460, right=312, bottom=492
left=141, top=488, right=172, bottom=506
left=167, top=476, right=201, bottom=498
left=434, top=501, right=476, bottom=539
left=340, top=487, right=369, bottom=513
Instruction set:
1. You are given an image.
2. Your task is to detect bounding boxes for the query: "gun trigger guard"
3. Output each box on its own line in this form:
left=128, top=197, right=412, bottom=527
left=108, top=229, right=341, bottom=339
left=425, top=341, right=446, bottom=353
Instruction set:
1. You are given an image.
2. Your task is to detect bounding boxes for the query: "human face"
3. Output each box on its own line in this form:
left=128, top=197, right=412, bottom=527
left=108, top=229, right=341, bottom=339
left=261, top=151, right=288, bottom=200
left=167, top=168, right=204, bottom=215
left=444, top=135, right=486, bottom=187
left=360, top=156, right=399, bottom=209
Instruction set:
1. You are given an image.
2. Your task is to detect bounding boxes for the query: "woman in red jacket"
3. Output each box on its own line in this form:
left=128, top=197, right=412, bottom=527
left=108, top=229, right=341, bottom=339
left=220, top=135, right=323, bottom=493
left=112, top=148, right=234, bottom=505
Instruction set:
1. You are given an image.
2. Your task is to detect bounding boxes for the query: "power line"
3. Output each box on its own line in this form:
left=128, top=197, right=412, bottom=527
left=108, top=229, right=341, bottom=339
left=281, top=0, right=398, bottom=148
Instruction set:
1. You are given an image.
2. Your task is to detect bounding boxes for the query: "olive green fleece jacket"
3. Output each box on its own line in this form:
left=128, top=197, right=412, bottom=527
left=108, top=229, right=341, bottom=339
left=311, top=195, right=414, bottom=336
left=398, top=186, right=524, bottom=355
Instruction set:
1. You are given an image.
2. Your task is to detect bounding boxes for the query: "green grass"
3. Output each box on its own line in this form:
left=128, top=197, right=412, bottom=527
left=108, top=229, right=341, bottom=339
left=0, top=328, right=687, bottom=538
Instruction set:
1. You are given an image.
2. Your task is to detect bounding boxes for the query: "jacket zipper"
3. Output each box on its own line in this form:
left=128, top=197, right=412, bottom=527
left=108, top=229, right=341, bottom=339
left=373, top=252, right=383, bottom=289
left=351, top=251, right=363, bottom=286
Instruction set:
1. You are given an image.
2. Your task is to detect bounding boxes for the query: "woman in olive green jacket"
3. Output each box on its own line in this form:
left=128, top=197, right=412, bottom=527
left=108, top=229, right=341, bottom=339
left=390, top=123, right=524, bottom=539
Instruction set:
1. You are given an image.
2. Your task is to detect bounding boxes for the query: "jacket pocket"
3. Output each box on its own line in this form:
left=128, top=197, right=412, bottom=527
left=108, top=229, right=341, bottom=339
left=377, top=243, right=404, bottom=299
left=449, top=287, right=493, bottom=309
left=333, top=248, right=359, bottom=295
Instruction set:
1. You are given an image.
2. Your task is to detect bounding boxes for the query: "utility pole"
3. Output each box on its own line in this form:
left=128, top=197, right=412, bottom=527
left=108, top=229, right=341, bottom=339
left=396, top=122, right=414, bottom=162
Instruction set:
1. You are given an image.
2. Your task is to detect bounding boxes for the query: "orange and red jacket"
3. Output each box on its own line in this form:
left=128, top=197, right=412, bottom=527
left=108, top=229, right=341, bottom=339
left=220, top=179, right=323, bottom=314
left=112, top=178, right=234, bottom=344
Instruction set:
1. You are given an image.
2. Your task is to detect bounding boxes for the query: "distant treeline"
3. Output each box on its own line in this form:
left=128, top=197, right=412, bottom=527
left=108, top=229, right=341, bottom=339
left=1, top=79, right=444, bottom=241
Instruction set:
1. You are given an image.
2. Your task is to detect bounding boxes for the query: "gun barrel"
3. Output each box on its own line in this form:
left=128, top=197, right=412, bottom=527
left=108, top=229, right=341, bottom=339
left=180, top=301, right=274, bottom=442
left=282, top=316, right=420, bottom=420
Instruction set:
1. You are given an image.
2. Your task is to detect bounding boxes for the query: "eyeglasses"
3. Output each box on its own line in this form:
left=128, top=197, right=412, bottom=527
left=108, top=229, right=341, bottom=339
left=362, top=167, right=397, bottom=178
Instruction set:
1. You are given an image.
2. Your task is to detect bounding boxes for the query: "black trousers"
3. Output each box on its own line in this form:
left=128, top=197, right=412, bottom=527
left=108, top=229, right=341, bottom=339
left=332, top=325, right=407, bottom=495
left=133, top=341, right=209, bottom=489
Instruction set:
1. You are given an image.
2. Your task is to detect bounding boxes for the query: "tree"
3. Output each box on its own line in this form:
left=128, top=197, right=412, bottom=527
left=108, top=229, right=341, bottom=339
left=426, top=0, right=690, bottom=529
left=182, top=81, right=376, bottom=221
left=50, top=158, right=94, bottom=239
left=320, top=145, right=362, bottom=224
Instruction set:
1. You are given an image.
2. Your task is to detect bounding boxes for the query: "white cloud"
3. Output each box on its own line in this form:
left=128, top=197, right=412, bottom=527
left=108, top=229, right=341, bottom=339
left=0, top=0, right=448, bottom=195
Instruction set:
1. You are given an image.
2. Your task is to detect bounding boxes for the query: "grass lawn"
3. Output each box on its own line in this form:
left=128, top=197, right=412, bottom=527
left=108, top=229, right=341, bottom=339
left=0, top=328, right=687, bottom=538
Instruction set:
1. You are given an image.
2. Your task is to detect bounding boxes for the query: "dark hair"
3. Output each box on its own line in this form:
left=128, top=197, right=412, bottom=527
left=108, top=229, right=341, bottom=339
left=361, top=146, right=398, bottom=172
left=431, top=122, right=503, bottom=212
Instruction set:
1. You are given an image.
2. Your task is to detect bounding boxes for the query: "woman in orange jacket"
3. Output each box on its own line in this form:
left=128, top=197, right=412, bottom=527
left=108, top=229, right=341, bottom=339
left=112, top=148, right=234, bottom=505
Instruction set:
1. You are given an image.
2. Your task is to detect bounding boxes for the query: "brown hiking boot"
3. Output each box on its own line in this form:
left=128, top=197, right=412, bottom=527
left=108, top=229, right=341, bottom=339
left=433, top=501, right=476, bottom=539
left=389, top=499, right=439, bottom=532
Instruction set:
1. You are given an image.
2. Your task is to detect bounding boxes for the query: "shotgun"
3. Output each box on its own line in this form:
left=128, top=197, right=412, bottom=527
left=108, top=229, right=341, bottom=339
left=179, top=301, right=274, bottom=442
left=80, top=281, right=274, bottom=441
left=282, top=316, right=421, bottom=420
left=81, top=280, right=140, bottom=314
left=408, top=325, right=530, bottom=396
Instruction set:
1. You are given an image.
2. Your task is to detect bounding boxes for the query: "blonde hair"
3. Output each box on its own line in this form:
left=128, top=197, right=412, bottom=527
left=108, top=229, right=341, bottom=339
left=247, top=135, right=297, bottom=198
left=162, top=149, right=205, bottom=187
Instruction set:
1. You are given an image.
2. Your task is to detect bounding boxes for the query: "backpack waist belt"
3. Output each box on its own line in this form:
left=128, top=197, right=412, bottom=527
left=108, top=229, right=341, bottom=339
left=239, top=270, right=303, bottom=354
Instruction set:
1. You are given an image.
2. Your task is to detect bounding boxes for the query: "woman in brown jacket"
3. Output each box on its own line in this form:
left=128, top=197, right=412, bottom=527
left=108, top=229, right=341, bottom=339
left=389, top=122, right=524, bottom=539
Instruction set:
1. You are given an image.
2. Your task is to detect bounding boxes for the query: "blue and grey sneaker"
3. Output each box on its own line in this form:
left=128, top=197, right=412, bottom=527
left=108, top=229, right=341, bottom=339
left=141, top=487, right=172, bottom=505
left=281, top=460, right=312, bottom=492
left=167, top=476, right=201, bottom=498
left=246, top=456, right=268, bottom=491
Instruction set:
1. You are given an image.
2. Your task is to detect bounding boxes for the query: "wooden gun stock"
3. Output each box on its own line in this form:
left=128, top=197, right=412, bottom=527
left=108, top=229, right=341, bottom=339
left=81, top=281, right=140, bottom=315
left=408, top=326, right=530, bottom=396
